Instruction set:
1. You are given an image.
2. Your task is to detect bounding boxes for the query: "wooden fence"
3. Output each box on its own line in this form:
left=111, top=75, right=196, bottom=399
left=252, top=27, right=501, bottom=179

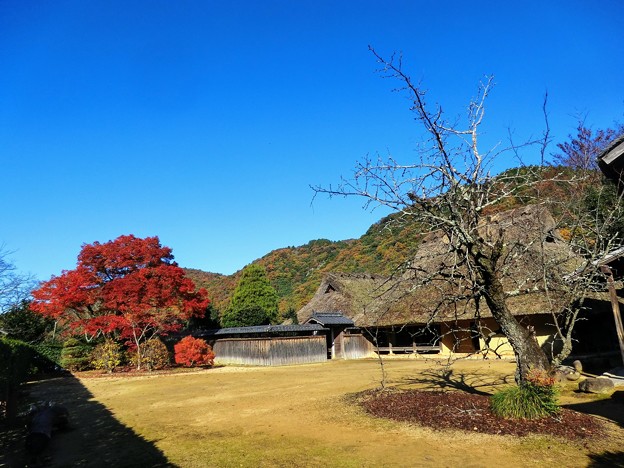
left=343, top=334, right=374, bottom=360
left=213, top=335, right=327, bottom=366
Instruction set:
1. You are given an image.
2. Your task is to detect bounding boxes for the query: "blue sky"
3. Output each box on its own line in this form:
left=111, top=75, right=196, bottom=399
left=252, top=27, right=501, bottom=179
left=1, top=1, right=623, bottom=281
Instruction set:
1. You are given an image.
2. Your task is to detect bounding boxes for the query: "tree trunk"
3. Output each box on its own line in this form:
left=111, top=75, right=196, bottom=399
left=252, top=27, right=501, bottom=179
left=482, top=270, right=551, bottom=384
left=133, top=330, right=142, bottom=371
left=3, top=384, right=18, bottom=423
left=135, top=346, right=142, bottom=371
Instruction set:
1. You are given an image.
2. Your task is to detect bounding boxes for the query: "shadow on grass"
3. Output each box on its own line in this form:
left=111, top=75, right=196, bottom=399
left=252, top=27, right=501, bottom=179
left=563, top=390, right=624, bottom=429
left=586, top=450, right=624, bottom=467
left=0, top=374, right=175, bottom=467
left=399, top=367, right=511, bottom=396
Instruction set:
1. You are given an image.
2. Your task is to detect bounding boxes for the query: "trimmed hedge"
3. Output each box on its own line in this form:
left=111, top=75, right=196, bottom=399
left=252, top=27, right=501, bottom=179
left=0, top=338, right=36, bottom=420
left=0, top=338, right=35, bottom=388
left=33, top=341, right=63, bottom=373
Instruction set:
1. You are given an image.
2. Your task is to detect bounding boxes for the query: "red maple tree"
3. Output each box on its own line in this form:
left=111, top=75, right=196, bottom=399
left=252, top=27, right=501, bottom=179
left=32, top=235, right=209, bottom=369
left=174, top=336, right=215, bottom=367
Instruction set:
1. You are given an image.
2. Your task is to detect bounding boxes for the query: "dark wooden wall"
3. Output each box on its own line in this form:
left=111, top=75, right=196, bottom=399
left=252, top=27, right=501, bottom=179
left=343, top=334, right=374, bottom=359
left=213, top=336, right=327, bottom=366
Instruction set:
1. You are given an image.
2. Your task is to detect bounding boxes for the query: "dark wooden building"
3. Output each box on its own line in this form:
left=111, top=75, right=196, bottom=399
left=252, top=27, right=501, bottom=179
left=598, top=134, right=624, bottom=190
left=198, top=324, right=328, bottom=366
left=304, top=312, right=373, bottom=359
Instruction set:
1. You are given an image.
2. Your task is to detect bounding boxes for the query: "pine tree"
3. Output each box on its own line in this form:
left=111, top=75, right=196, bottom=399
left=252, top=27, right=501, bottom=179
left=221, top=264, right=279, bottom=327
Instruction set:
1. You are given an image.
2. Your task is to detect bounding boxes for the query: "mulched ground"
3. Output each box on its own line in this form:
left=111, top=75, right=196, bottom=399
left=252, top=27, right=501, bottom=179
left=359, top=389, right=604, bottom=440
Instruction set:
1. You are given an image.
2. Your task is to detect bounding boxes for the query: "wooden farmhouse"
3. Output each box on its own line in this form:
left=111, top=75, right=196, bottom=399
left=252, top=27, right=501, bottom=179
left=296, top=273, right=620, bottom=360
left=197, top=202, right=623, bottom=367
left=598, top=133, right=624, bottom=190
left=297, top=205, right=624, bottom=363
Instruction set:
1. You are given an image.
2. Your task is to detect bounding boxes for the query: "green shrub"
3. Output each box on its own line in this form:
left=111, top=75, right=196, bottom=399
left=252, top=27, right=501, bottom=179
left=60, top=338, right=94, bottom=372
left=33, top=341, right=63, bottom=372
left=130, top=338, right=171, bottom=371
left=491, top=369, right=559, bottom=419
left=0, top=338, right=35, bottom=387
left=0, top=338, right=36, bottom=420
left=91, top=340, right=123, bottom=373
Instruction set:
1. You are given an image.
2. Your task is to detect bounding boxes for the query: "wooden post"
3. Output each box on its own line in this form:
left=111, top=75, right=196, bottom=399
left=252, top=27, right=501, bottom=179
left=601, top=265, right=624, bottom=365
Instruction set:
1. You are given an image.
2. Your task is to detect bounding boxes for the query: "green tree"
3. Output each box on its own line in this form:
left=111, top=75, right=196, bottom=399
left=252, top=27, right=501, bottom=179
left=281, top=307, right=299, bottom=325
left=60, top=338, right=93, bottom=372
left=221, top=264, right=278, bottom=327
left=0, top=300, right=54, bottom=344
left=185, top=303, right=221, bottom=331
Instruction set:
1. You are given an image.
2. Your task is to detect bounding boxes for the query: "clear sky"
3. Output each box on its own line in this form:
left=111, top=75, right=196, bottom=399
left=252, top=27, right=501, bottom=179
left=1, top=1, right=623, bottom=281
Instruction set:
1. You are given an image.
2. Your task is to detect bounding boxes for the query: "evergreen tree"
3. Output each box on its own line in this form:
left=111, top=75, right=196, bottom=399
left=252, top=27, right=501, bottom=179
left=221, top=264, right=278, bottom=327
left=0, top=300, right=54, bottom=343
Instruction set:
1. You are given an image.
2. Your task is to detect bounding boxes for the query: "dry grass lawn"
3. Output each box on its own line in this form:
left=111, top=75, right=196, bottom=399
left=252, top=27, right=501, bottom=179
left=6, top=358, right=624, bottom=467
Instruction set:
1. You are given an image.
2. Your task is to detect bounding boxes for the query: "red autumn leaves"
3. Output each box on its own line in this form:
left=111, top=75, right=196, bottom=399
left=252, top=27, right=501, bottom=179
left=31, top=235, right=209, bottom=348
left=174, top=336, right=214, bottom=367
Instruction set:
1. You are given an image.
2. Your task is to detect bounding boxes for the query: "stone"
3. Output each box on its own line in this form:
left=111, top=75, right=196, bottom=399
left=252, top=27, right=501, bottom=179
left=553, top=370, right=566, bottom=383
left=566, top=371, right=581, bottom=381
left=578, top=377, right=615, bottom=394
left=600, top=367, right=624, bottom=387
left=554, top=365, right=578, bottom=383
left=572, top=360, right=582, bottom=372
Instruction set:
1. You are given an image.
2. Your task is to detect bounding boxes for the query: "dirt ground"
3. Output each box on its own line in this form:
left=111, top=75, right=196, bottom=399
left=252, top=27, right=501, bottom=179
left=2, top=358, right=624, bottom=467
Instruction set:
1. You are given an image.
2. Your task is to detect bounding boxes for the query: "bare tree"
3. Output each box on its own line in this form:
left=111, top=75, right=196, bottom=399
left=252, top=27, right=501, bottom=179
left=553, top=119, right=624, bottom=172
left=313, top=47, right=624, bottom=384
left=0, top=246, right=34, bottom=316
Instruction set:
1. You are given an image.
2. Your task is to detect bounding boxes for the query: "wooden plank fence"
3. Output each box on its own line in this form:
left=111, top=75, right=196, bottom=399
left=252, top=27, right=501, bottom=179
left=343, top=334, right=374, bottom=360
left=375, top=344, right=441, bottom=354
left=214, top=335, right=327, bottom=366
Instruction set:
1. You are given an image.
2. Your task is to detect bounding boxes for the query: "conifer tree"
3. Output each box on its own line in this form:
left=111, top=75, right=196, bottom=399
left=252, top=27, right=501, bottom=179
left=221, top=264, right=278, bottom=327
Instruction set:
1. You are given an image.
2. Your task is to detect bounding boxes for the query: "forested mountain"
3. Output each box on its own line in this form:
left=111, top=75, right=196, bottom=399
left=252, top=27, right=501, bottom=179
left=186, top=159, right=623, bottom=323
left=184, top=212, right=423, bottom=318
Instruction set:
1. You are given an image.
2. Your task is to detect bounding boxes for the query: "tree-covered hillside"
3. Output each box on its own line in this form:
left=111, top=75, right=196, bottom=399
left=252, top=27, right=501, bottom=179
left=184, top=212, right=423, bottom=319
left=186, top=117, right=624, bottom=325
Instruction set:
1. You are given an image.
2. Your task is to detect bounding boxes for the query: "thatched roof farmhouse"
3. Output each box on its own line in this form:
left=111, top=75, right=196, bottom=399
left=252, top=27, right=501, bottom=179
left=298, top=205, right=578, bottom=326
left=598, top=133, right=624, bottom=187
left=298, top=205, right=620, bottom=359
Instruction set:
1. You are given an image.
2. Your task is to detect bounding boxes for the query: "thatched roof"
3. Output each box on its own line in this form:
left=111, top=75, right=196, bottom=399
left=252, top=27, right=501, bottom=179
left=598, top=133, right=624, bottom=184
left=298, top=205, right=584, bottom=327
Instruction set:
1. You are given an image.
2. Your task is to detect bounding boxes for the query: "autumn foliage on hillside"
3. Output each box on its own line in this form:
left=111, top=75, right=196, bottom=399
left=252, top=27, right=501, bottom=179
left=185, top=215, right=423, bottom=317
left=186, top=163, right=623, bottom=324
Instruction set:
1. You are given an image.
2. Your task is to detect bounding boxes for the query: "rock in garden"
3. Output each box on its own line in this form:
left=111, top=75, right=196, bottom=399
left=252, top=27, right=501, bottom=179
left=572, top=360, right=582, bottom=372
left=566, top=371, right=581, bottom=381
left=578, top=377, right=615, bottom=394
left=554, top=365, right=579, bottom=382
